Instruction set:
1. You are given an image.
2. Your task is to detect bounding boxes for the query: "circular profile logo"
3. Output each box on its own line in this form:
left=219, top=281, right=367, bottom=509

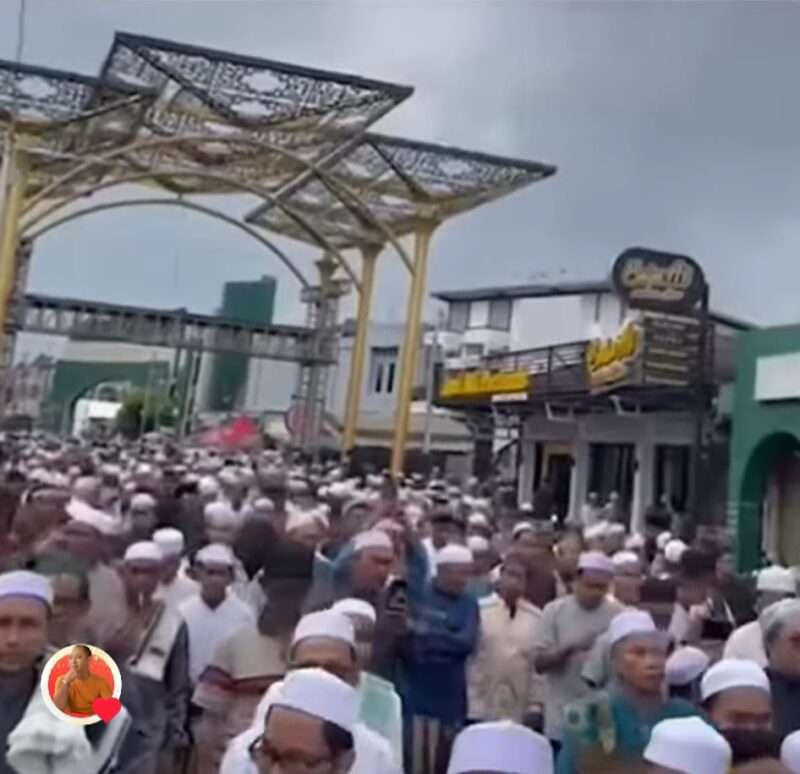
left=40, top=644, right=122, bottom=725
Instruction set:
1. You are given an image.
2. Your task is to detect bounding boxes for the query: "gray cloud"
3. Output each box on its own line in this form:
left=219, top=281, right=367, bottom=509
left=4, top=0, right=800, bottom=350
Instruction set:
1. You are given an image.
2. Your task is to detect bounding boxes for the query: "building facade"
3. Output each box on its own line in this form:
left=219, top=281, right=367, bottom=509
left=434, top=281, right=749, bottom=531
left=728, top=325, right=800, bottom=570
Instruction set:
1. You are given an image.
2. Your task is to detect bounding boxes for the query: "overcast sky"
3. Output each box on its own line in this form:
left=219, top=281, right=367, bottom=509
left=3, top=0, right=800, bottom=349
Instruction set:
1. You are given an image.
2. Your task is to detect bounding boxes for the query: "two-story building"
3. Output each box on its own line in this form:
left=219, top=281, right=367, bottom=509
left=432, top=280, right=752, bottom=532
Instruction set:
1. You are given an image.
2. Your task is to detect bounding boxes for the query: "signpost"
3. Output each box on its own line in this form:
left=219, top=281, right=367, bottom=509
left=612, top=247, right=710, bottom=527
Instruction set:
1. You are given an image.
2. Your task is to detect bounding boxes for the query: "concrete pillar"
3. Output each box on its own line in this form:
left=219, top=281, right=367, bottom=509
left=518, top=432, right=537, bottom=507
left=631, top=436, right=655, bottom=536
left=568, top=439, right=590, bottom=524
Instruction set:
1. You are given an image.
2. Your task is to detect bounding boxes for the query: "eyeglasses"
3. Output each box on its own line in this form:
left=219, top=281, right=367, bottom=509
left=248, top=738, right=336, bottom=774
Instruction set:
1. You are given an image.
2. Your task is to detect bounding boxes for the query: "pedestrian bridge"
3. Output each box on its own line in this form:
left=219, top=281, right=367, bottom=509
left=17, top=293, right=333, bottom=364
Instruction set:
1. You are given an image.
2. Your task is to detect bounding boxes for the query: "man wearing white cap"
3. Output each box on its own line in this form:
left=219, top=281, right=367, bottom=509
left=704, top=657, right=772, bottom=726
left=153, top=527, right=199, bottom=609
left=643, top=717, right=731, bottom=774
left=468, top=553, right=544, bottom=727
left=179, top=544, right=255, bottom=684
left=401, top=543, right=479, bottom=774
left=534, top=552, right=622, bottom=747
left=55, top=498, right=127, bottom=650
left=220, top=610, right=396, bottom=774
left=116, top=492, right=158, bottom=554
left=113, top=541, right=190, bottom=774
left=782, top=730, right=800, bottom=773
left=250, top=668, right=358, bottom=774
left=725, top=566, right=797, bottom=668
left=447, top=720, right=554, bottom=774
left=466, top=535, right=494, bottom=599
left=665, top=646, right=710, bottom=704
left=762, top=599, right=800, bottom=738
left=558, top=610, right=696, bottom=774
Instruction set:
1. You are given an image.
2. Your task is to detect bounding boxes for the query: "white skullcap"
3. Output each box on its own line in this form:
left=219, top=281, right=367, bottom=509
left=198, top=475, right=220, bottom=497
left=700, top=658, right=770, bottom=702
left=135, top=463, right=154, bottom=477
left=607, top=523, right=625, bottom=536
left=467, top=535, right=490, bottom=554
left=760, top=598, right=800, bottom=636
left=436, top=544, right=473, bottom=568
left=130, top=492, right=156, bottom=511
left=218, top=468, right=240, bottom=487
left=0, top=570, right=53, bottom=608
left=666, top=646, right=710, bottom=687
left=66, top=498, right=121, bottom=536
left=644, top=717, right=731, bottom=774
left=625, top=534, right=645, bottom=550
left=352, top=530, right=393, bottom=553
left=292, top=610, right=355, bottom=652
left=286, top=506, right=329, bottom=534
left=781, top=730, right=800, bottom=774
left=468, top=513, right=490, bottom=529
left=195, top=543, right=236, bottom=568
left=656, top=531, right=673, bottom=551
left=204, top=501, right=242, bottom=528
left=273, top=667, right=358, bottom=734
left=664, top=539, right=688, bottom=564
left=578, top=551, right=614, bottom=575
left=512, top=521, right=535, bottom=539
left=611, top=551, right=640, bottom=569
left=583, top=521, right=609, bottom=541
left=326, top=482, right=353, bottom=500
left=520, top=502, right=533, bottom=514
left=330, top=598, right=377, bottom=624
left=253, top=497, right=274, bottom=512
left=757, top=565, right=797, bottom=595
left=446, top=720, right=553, bottom=774
left=152, top=528, right=184, bottom=557
left=124, top=541, right=163, bottom=564
left=608, top=610, right=657, bottom=647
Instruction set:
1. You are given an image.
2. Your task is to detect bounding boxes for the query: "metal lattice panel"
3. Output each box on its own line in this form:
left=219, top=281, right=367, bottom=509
left=248, top=133, right=557, bottom=247
left=19, top=294, right=334, bottom=364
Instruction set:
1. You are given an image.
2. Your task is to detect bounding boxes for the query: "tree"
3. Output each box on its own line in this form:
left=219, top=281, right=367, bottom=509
left=116, top=389, right=178, bottom=439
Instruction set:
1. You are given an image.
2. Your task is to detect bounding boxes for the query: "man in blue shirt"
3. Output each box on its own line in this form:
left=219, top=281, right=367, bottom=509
left=400, top=543, right=479, bottom=774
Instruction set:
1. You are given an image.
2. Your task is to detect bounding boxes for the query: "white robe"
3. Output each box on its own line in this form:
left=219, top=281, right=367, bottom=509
left=155, top=574, right=199, bottom=610
left=179, top=593, right=255, bottom=683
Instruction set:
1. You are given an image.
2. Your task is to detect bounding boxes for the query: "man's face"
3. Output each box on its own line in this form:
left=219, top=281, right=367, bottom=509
left=160, top=556, right=182, bottom=583
left=706, top=687, right=773, bottom=732
left=431, top=519, right=458, bottom=548
left=290, top=637, right=357, bottom=686
left=254, top=706, right=351, bottom=774
left=677, top=577, right=708, bottom=608
left=130, top=507, right=156, bottom=536
left=436, top=562, right=473, bottom=597
left=0, top=597, right=48, bottom=673
left=123, top=560, right=162, bottom=601
left=497, top=561, right=526, bottom=601
left=196, top=562, right=233, bottom=604
left=50, top=574, right=89, bottom=643
left=614, top=634, right=669, bottom=693
left=639, top=600, right=675, bottom=631
left=614, top=568, right=643, bottom=607
left=351, top=547, right=393, bottom=592
left=574, top=570, right=612, bottom=610
left=70, top=646, right=90, bottom=674
left=769, top=621, right=800, bottom=677
left=55, top=521, right=101, bottom=563
left=347, top=614, right=374, bottom=670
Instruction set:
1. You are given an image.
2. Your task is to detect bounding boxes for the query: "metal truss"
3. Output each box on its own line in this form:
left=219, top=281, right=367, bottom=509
left=248, top=133, right=558, bottom=247
left=18, top=293, right=332, bottom=364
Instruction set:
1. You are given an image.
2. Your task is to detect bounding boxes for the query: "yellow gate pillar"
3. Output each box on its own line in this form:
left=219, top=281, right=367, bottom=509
left=0, top=144, right=29, bottom=390
left=390, top=220, right=437, bottom=476
left=342, top=244, right=381, bottom=453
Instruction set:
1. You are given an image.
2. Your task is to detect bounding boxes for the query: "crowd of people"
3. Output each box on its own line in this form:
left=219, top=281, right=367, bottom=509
left=0, top=436, right=799, bottom=773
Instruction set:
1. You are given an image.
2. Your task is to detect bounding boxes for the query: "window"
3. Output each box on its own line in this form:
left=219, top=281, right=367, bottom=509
left=447, top=301, right=469, bottom=333
left=488, top=298, right=512, bottom=330
left=369, top=347, right=400, bottom=394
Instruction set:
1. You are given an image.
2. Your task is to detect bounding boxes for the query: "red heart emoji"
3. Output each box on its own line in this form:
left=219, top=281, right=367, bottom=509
left=92, top=697, right=121, bottom=723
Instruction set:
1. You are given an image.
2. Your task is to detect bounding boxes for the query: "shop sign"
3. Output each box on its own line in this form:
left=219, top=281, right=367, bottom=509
left=641, top=314, right=703, bottom=388
left=439, top=370, right=530, bottom=399
left=612, top=247, right=706, bottom=312
left=586, top=322, right=642, bottom=390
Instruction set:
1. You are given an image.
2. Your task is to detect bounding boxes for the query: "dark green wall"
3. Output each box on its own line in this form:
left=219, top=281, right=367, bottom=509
left=206, top=276, right=276, bottom=412
left=729, top=324, right=800, bottom=569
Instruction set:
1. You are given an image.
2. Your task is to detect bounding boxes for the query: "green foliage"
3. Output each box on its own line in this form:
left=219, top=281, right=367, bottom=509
left=116, top=389, right=178, bottom=439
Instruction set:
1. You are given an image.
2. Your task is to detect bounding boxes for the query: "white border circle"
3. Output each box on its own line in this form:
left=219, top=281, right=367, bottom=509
left=39, top=645, right=122, bottom=726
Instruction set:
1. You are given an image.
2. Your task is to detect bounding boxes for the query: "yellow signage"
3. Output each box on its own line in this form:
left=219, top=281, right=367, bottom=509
left=440, top=371, right=530, bottom=399
left=586, top=322, right=642, bottom=389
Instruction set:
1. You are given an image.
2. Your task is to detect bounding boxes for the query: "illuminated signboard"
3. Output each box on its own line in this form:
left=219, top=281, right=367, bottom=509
left=586, top=322, right=642, bottom=390
left=440, top=371, right=530, bottom=399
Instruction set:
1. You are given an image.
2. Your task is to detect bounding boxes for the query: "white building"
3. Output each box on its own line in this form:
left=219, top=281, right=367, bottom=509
left=432, top=280, right=751, bottom=530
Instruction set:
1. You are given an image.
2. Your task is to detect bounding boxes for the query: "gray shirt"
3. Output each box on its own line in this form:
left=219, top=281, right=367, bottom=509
left=534, top=595, right=622, bottom=740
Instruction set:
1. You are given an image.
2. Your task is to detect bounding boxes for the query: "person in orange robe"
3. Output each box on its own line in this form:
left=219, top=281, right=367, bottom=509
left=53, top=644, right=112, bottom=715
